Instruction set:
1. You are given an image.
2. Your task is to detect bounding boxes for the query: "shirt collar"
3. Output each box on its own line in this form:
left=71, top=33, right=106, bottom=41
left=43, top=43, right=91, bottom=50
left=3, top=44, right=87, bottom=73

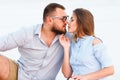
left=34, top=24, right=61, bottom=40
left=34, top=24, right=42, bottom=36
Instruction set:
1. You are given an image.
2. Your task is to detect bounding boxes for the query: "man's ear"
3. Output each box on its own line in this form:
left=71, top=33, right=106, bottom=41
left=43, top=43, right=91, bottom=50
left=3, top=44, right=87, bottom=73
left=46, top=16, right=53, bottom=23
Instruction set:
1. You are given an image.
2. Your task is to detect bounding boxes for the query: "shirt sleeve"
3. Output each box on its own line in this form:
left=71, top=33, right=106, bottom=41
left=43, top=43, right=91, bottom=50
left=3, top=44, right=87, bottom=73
left=0, top=27, right=27, bottom=52
left=93, top=43, right=113, bottom=68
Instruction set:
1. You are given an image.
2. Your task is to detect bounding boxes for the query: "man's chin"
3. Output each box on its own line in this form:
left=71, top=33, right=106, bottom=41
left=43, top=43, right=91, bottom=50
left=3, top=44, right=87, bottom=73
left=56, top=31, right=66, bottom=35
left=52, top=29, right=66, bottom=35
left=59, top=30, right=66, bottom=35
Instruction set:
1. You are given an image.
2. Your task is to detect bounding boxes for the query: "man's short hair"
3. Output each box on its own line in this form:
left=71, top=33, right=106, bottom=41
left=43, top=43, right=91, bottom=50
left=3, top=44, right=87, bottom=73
left=43, top=3, right=65, bottom=21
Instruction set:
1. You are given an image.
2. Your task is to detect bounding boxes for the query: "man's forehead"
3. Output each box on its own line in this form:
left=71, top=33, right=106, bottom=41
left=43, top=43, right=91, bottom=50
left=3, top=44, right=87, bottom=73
left=55, top=8, right=67, bottom=16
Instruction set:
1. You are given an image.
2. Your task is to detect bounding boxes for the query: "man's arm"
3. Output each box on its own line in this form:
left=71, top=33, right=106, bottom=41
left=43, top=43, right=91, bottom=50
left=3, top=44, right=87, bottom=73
left=0, top=27, right=27, bottom=52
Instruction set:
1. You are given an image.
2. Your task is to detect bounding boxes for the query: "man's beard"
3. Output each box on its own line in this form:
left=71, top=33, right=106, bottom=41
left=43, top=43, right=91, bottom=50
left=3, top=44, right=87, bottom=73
left=51, top=27, right=66, bottom=35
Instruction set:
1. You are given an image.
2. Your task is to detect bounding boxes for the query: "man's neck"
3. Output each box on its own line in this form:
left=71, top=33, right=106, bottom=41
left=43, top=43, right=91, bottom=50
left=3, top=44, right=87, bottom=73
left=41, top=24, right=56, bottom=47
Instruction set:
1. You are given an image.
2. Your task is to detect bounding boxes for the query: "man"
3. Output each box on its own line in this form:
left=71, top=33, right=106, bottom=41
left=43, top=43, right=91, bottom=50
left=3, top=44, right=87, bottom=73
left=0, top=3, right=68, bottom=80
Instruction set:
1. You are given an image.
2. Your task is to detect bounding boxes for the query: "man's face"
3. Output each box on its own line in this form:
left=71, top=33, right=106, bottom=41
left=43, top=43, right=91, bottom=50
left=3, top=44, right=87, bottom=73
left=51, top=8, right=68, bottom=34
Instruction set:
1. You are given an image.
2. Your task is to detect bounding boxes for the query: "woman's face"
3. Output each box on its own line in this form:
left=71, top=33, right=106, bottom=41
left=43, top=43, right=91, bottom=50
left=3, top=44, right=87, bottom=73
left=68, top=13, right=78, bottom=33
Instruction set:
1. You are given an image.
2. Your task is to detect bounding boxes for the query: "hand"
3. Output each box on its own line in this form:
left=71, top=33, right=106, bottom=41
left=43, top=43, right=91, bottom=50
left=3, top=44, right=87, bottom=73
left=0, top=55, right=9, bottom=80
left=71, top=75, right=89, bottom=80
left=69, top=78, right=75, bottom=80
left=59, top=34, right=70, bottom=49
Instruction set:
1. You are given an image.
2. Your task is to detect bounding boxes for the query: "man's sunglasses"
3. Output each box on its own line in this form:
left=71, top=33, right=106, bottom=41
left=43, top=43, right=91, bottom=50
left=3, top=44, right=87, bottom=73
left=51, top=16, right=69, bottom=22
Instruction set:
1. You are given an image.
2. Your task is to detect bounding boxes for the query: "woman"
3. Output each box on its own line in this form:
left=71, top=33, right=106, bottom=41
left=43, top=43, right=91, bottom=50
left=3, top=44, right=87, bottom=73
left=59, top=8, right=114, bottom=80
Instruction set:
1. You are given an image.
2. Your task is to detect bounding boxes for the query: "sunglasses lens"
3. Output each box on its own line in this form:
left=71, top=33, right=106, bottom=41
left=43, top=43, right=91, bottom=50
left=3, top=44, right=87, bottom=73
left=62, top=16, right=69, bottom=21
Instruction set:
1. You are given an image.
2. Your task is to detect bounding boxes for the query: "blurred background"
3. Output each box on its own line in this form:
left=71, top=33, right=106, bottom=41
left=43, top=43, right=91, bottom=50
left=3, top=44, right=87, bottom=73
left=0, top=0, right=120, bottom=80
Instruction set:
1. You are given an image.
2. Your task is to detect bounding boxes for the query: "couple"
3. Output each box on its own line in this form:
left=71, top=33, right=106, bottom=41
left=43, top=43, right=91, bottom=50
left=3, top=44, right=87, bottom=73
left=0, top=3, right=114, bottom=80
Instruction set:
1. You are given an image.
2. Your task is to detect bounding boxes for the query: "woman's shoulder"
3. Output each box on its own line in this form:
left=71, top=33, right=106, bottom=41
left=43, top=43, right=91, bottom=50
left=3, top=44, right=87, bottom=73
left=92, top=37, right=102, bottom=46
